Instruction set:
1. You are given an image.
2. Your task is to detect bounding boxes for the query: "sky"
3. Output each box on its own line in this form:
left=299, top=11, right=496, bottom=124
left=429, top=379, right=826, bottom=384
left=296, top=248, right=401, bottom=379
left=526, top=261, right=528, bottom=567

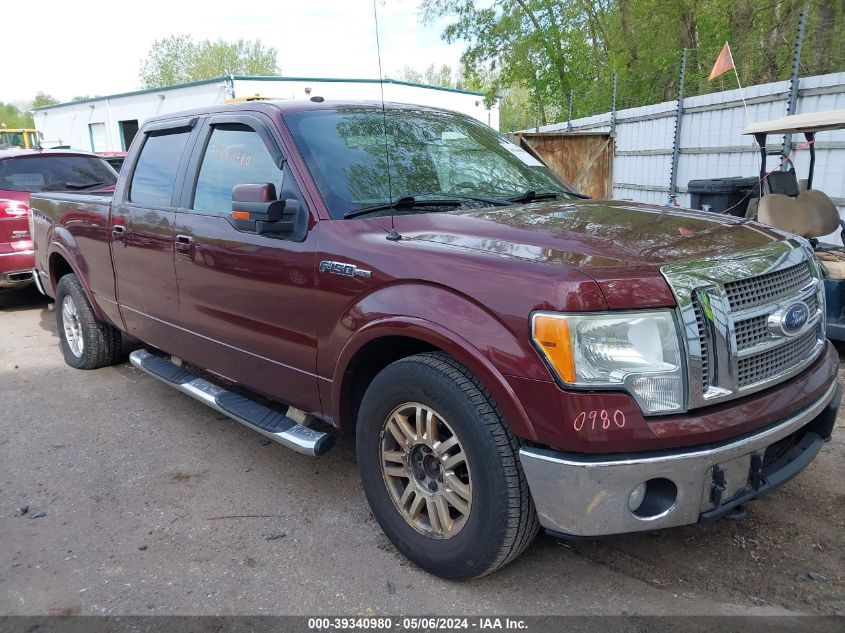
left=4, top=0, right=465, bottom=105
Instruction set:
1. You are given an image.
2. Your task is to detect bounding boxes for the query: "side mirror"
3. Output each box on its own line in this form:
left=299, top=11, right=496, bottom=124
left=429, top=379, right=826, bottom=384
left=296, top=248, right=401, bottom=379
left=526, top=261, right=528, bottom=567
left=231, top=183, right=304, bottom=238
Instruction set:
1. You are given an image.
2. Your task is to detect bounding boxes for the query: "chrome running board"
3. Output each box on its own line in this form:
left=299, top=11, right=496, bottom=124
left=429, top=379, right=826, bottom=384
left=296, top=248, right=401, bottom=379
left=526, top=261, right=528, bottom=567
left=129, top=349, right=333, bottom=456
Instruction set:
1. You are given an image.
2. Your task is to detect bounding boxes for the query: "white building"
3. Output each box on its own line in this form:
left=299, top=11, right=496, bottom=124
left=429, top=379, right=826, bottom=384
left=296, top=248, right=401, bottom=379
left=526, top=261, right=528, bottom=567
left=33, top=75, right=500, bottom=152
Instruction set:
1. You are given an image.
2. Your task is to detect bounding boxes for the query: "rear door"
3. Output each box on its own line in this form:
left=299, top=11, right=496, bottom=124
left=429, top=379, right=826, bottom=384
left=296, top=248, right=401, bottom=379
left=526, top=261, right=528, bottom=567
left=172, top=113, right=321, bottom=415
left=110, top=117, right=198, bottom=349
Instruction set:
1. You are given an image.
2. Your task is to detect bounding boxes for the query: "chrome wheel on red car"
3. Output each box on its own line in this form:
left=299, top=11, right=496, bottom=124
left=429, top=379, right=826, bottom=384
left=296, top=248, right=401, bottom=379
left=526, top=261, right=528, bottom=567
left=380, top=402, right=472, bottom=539
left=61, top=294, right=84, bottom=357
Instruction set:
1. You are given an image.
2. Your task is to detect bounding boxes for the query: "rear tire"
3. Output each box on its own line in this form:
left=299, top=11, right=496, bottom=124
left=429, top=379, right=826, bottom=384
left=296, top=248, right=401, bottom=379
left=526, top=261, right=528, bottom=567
left=55, top=273, right=122, bottom=369
left=356, top=352, right=539, bottom=580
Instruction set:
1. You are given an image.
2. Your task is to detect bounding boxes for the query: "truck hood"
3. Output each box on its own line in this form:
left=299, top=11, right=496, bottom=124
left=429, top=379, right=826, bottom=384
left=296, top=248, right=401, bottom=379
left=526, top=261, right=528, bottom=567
left=392, top=199, right=783, bottom=308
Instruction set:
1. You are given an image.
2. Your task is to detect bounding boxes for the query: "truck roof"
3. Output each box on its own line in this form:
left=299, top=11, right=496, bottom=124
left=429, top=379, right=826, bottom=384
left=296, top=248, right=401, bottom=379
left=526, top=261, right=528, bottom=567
left=141, top=99, right=463, bottom=126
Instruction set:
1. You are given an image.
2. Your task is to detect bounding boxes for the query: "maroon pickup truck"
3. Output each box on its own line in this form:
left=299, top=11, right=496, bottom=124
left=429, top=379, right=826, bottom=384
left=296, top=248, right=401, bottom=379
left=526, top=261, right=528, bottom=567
left=29, top=100, right=840, bottom=580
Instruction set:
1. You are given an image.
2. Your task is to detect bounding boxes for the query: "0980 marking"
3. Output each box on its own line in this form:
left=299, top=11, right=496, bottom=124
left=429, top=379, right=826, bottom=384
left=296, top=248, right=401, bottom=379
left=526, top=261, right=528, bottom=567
left=574, top=409, right=626, bottom=431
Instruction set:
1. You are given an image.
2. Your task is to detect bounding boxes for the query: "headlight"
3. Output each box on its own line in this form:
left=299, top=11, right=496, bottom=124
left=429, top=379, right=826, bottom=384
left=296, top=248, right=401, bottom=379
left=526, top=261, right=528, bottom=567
left=531, top=310, right=685, bottom=414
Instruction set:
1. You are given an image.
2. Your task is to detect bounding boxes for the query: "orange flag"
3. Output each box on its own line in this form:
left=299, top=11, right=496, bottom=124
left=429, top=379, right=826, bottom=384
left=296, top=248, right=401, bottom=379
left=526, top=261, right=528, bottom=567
left=708, top=42, right=734, bottom=80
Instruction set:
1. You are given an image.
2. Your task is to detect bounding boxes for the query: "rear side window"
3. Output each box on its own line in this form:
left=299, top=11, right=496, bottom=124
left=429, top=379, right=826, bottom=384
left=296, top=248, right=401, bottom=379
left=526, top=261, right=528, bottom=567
left=192, top=124, right=281, bottom=215
left=129, top=131, right=191, bottom=206
left=0, top=155, right=117, bottom=193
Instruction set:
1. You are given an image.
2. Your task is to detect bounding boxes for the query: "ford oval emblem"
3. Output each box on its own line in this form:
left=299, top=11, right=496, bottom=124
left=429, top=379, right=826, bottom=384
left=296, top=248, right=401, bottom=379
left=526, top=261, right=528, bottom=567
left=774, top=301, right=810, bottom=336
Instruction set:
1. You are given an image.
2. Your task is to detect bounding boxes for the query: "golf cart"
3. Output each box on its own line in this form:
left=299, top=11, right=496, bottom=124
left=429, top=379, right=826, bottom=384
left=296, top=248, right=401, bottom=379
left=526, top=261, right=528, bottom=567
left=743, top=109, right=845, bottom=340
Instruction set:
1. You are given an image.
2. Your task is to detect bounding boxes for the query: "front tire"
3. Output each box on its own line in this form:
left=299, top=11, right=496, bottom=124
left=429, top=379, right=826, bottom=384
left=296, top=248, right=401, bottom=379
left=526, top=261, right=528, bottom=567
left=55, top=273, right=122, bottom=369
left=357, top=352, right=539, bottom=580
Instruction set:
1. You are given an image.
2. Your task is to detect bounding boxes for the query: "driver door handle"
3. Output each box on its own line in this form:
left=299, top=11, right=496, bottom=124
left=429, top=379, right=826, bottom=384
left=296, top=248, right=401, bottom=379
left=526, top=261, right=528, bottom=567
left=111, top=224, right=126, bottom=243
left=175, top=234, right=195, bottom=261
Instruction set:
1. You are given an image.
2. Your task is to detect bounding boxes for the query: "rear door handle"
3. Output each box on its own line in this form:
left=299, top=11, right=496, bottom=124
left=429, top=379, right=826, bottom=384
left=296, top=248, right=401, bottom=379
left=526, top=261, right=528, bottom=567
left=175, top=234, right=195, bottom=261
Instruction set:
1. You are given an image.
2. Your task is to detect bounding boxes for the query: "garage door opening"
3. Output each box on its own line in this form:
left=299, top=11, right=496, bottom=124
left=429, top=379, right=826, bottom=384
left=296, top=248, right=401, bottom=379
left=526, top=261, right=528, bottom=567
left=119, top=120, right=139, bottom=151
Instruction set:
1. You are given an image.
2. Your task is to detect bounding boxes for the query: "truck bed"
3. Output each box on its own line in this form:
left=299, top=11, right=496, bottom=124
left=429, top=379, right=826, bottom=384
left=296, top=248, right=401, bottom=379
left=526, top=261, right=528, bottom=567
left=29, top=191, right=115, bottom=308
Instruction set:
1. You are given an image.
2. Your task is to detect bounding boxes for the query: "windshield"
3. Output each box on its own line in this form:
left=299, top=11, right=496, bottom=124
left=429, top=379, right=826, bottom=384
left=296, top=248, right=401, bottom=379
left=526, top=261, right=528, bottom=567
left=284, top=107, right=574, bottom=219
left=0, top=155, right=117, bottom=192
left=1, top=132, right=26, bottom=148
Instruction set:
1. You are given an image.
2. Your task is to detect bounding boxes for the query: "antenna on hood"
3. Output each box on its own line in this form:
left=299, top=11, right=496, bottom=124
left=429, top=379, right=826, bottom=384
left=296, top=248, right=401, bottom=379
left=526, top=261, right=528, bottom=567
left=372, top=0, right=400, bottom=240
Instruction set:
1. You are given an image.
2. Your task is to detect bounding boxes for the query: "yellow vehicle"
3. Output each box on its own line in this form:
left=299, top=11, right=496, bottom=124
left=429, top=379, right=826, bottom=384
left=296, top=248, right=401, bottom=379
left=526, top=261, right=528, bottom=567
left=0, top=128, right=40, bottom=149
left=223, top=94, right=278, bottom=104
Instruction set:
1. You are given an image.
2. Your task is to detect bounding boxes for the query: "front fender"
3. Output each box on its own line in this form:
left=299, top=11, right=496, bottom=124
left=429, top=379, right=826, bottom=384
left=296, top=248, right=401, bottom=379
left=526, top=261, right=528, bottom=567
left=325, top=282, right=552, bottom=440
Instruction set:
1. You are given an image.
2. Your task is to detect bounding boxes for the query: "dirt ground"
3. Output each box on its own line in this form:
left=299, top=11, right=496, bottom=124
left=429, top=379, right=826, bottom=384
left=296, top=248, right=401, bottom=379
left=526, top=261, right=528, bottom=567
left=1, top=286, right=843, bottom=616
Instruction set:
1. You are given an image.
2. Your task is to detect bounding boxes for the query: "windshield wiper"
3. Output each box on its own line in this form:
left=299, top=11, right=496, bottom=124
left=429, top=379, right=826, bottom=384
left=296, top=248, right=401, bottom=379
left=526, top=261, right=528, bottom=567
left=64, top=181, right=105, bottom=190
left=507, top=190, right=564, bottom=204
left=344, top=196, right=462, bottom=219
left=449, top=194, right=512, bottom=206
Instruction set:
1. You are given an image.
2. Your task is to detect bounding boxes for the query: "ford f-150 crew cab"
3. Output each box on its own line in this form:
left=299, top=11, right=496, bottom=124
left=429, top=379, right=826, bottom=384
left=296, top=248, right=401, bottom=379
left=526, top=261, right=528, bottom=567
left=29, top=100, right=840, bottom=580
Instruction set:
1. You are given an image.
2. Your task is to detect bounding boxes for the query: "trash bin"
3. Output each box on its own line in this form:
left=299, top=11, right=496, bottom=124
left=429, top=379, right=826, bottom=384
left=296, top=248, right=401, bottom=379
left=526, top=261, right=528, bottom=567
left=687, top=176, right=759, bottom=217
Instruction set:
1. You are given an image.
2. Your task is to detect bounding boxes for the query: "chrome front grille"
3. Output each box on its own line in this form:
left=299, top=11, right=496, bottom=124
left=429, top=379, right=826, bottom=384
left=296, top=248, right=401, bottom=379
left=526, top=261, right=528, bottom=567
left=734, top=292, right=819, bottom=352
left=734, top=314, right=769, bottom=351
left=661, top=239, right=826, bottom=411
left=692, top=298, right=710, bottom=391
left=737, top=325, right=822, bottom=388
left=724, top=261, right=813, bottom=311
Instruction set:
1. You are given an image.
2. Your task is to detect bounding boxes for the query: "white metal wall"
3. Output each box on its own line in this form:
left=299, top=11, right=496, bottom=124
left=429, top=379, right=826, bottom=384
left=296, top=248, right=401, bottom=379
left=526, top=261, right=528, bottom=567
left=33, top=81, right=230, bottom=152
left=33, top=77, right=499, bottom=153
left=234, top=79, right=499, bottom=129
left=537, top=72, right=845, bottom=243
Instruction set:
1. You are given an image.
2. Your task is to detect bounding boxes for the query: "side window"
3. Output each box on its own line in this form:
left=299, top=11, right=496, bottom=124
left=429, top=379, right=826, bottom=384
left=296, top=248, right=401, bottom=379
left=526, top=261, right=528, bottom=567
left=129, top=131, right=191, bottom=206
left=193, top=124, right=282, bottom=215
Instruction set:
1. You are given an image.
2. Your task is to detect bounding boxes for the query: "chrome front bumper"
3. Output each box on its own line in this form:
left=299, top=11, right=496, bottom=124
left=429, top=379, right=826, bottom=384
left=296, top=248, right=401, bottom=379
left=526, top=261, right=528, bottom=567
left=519, top=380, right=839, bottom=537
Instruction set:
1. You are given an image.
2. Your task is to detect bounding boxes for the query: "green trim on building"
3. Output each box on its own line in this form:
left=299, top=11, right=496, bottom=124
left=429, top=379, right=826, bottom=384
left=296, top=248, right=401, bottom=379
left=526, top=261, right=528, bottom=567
left=233, top=75, right=488, bottom=97
left=87, top=124, right=96, bottom=152
left=33, top=77, right=228, bottom=110
left=34, top=75, right=495, bottom=112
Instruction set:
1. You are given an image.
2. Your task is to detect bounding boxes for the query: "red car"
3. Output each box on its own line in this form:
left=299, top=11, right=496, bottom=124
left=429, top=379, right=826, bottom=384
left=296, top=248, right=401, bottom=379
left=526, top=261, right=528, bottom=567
left=0, top=149, right=117, bottom=290
left=97, top=151, right=128, bottom=172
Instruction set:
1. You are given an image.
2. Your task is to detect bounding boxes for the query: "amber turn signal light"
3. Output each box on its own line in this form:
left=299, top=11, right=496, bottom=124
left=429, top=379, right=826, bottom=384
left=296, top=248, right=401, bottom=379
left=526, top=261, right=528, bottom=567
left=232, top=210, right=251, bottom=220
left=532, top=314, right=576, bottom=383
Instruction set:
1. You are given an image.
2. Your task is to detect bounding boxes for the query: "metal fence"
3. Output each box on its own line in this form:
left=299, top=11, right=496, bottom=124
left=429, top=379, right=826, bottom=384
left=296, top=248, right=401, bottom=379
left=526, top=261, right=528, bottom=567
left=534, top=70, right=845, bottom=244
left=513, top=5, right=845, bottom=243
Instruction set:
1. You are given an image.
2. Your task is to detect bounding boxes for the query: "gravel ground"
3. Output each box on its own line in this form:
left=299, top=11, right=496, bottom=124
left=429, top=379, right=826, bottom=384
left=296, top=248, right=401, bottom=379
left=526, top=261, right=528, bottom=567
left=1, top=286, right=843, bottom=616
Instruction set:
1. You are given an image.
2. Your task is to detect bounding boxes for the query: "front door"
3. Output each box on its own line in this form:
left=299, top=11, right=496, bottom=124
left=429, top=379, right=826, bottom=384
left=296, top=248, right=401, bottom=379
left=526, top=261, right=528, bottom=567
left=110, top=119, right=196, bottom=351
left=173, top=115, right=321, bottom=416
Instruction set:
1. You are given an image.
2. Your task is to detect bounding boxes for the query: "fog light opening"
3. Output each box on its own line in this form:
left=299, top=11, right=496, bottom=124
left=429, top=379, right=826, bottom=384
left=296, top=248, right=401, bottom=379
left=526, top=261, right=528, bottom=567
left=628, top=482, right=647, bottom=512
left=631, top=478, right=678, bottom=519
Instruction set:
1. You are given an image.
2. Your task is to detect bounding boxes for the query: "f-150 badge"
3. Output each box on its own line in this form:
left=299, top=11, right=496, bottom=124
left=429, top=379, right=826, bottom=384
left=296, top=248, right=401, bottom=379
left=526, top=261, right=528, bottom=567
left=319, top=260, right=372, bottom=279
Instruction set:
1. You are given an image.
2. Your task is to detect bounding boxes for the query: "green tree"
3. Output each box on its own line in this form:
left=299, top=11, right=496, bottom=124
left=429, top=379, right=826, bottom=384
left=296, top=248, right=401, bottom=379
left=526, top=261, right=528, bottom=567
left=31, top=92, right=59, bottom=109
left=422, top=0, right=845, bottom=124
left=139, top=35, right=280, bottom=88
left=422, top=1, right=606, bottom=124
left=0, top=103, right=34, bottom=128
left=396, top=63, right=467, bottom=89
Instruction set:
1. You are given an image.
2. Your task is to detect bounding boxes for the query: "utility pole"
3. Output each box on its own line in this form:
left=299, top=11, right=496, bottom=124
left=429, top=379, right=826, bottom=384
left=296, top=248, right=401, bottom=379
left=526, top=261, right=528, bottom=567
left=668, top=48, right=688, bottom=205
left=782, top=4, right=808, bottom=160
left=610, top=72, right=618, bottom=134
left=567, top=91, right=573, bottom=132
